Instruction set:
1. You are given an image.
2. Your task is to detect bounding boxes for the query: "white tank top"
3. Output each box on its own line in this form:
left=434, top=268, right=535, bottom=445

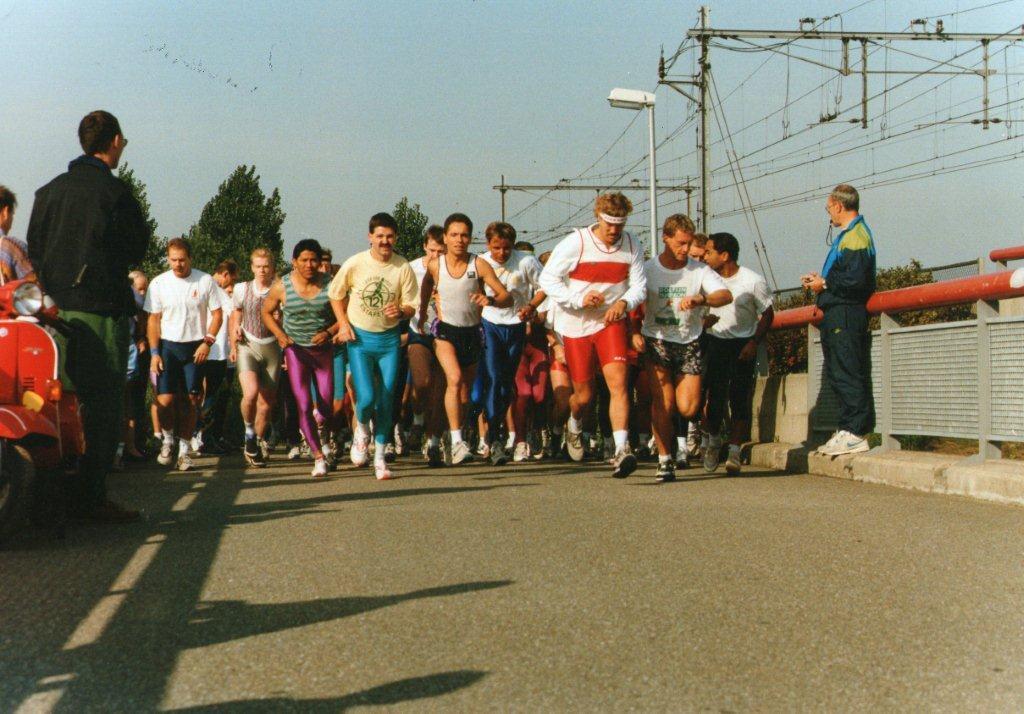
left=437, top=253, right=482, bottom=327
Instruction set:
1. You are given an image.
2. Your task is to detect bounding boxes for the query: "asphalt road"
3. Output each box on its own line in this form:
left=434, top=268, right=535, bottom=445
left=2, top=449, right=1023, bottom=712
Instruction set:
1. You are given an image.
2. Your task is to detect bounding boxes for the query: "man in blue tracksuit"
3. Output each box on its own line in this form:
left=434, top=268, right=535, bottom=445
left=801, top=184, right=876, bottom=456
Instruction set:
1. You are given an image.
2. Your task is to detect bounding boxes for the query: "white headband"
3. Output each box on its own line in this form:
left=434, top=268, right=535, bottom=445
left=598, top=212, right=627, bottom=225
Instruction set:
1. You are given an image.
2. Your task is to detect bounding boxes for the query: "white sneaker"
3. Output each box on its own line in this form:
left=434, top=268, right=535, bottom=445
left=393, top=425, right=406, bottom=457
left=374, top=462, right=395, bottom=480
left=674, top=447, right=689, bottom=469
left=311, top=458, right=329, bottom=478
left=816, top=430, right=844, bottom=453
left=725, top=445, right=742, bottom=475
left=157, top=442, right=175, bottom=466
left=350, top=432, right=370, bottom=467
left=686, top=432, right=700, bottom=458
left=703, top=436, right=722, bottom=473
left=176, top=453, right=194, bottom=472
left=475, top=441, right=490, bottom=459
left=287, top=445, right=302, bottom=460
left=565, top=429, right=584, bottom=462
left=513, top=441, right=530, bottom=462
left=190, top=433, right=203, bottom=455
left=451, top=440, right=473, bottom=465
left=819, top=431, right=870, bottom=456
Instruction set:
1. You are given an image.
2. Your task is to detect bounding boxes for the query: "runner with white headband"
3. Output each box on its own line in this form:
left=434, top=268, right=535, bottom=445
left=538, top=192, right=647, bottom=479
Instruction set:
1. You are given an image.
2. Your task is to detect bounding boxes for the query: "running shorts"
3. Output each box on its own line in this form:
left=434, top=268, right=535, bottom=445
left=237, top=340, right=282, bottom=389
left=434, top=321, right=482, bottom=367
left=645, top=336, right=702, bottom=376
left=561, top=320, right=628, bottom=383
left=157, top=340, right=206, bottom=396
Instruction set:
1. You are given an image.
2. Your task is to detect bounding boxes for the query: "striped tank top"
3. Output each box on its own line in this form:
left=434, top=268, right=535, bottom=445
left=282, top=272, right=335, bottom=346
left=437, top=253, right=482, bottom=328
left=240, top=281, right=274, bottom=343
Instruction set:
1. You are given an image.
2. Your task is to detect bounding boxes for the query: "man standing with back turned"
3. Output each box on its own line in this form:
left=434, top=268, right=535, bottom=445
left=801, top=184, right=876, bottom=456
left=27, top=110, right=149, bottom=522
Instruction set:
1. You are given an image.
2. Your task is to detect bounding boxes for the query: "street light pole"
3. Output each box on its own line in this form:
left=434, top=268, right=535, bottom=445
left=647, top=101, right=658, bottom=256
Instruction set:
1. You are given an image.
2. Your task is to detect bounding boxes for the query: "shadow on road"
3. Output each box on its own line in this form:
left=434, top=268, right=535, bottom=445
left=0, top=455, right=508, bottom=711
left=170, top=670, right=488, bottom=711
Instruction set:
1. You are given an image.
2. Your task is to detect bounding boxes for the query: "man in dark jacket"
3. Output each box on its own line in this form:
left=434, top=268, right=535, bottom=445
left=27, top=110, right=149, bottom=522
left=801, top=183, right=876, bottom=457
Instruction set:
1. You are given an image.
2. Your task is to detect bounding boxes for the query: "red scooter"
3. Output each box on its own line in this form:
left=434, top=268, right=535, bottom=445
left=0, top=279, right=84, bottom=542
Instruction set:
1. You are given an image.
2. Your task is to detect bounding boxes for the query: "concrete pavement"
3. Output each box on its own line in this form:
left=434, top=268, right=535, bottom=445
left=2, top=451, right=1023, bottom=711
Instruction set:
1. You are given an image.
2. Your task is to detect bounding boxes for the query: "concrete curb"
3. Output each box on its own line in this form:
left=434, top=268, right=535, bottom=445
left=746, top=442, right=1024, bottom=507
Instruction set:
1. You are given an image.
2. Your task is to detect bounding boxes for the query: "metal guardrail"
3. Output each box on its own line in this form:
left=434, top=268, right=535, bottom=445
left=773, top=258, right=983, bottom=303
left=774, top=247, right=1024, bottom=460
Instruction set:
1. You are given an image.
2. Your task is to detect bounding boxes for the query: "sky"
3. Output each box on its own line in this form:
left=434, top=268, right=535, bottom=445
left=2, top=0, right=1023, bottom=288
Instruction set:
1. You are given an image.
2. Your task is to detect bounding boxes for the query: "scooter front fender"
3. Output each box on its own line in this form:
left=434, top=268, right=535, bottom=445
left=0, top=405, right=59, bottom=441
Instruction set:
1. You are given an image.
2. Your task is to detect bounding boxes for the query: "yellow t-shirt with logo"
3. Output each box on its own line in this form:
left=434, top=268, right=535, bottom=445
left=328, top=250, right=420, bottom=332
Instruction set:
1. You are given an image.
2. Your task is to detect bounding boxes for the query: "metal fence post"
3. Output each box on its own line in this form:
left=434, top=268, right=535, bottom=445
left=876, top=312, right=900, bottom=452
left=972, top=299, right=1001, bottom=461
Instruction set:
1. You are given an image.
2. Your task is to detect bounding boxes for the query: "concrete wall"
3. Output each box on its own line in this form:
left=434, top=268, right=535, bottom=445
left=750, top=373, right=810, bottom=445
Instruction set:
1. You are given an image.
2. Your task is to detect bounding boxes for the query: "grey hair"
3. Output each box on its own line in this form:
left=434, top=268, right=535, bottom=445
left=128, top=269, right=147, bottom=283
left=830, top=184, right=859, bottom=212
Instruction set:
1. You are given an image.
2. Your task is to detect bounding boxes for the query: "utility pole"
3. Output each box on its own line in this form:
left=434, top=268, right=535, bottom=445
left=699, top=5, right=710, bottom=233
left=499, top=174, right=507, bottom=221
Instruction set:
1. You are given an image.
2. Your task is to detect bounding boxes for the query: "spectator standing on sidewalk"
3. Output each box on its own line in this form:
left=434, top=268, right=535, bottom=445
left=26, top=110, right=149, bottom=522
left=801, top=184, right=876, bottom=456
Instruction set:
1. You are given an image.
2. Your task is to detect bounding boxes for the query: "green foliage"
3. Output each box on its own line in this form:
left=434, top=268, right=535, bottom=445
left=117, top=164, right=166, bottom=277
left=392, top=197, right=429, bottom=260
left=188, top=165, right=286, bottom=278
left=766, top=259, right=976, bottom=375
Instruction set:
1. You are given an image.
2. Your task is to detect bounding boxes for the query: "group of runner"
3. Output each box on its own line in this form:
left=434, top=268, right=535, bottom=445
left=139, top=192, right=774, bottom=483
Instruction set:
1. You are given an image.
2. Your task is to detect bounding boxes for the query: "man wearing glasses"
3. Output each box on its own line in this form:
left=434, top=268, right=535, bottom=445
left=27, top=110, right=150, bottom=523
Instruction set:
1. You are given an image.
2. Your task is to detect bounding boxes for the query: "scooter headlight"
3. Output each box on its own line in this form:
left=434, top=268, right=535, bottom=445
left=13, top=282, right=43, bottom=316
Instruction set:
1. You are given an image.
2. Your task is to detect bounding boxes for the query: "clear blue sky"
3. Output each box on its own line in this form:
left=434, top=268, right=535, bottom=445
left=2, top=0, right=1022, bottom=287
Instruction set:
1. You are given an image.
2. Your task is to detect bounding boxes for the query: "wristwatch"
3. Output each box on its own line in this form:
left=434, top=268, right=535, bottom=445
left=203, top=333, right=216, bottom=346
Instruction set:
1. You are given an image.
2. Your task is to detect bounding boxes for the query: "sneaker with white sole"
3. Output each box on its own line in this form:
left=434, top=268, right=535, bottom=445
left=816, top=430, right=844, bottom=454
left=176, top=453, right=194, bottom=472
left=287, top=445, right=302, bottom=460
left=674, top=447, right=689, bottom=470
left=611, top=447, right=637, bottom=479
left=819, top=431, right=870, bottom=456
left=157, top=442, right=175, bottom=466
left=565, top=429, right=584, bottom=462
left=350, top=432, right=370, bottom=467
left=451, top=440, right=473, bottom=465
left=725, top=445, right=742, bottom=475
left=311, top=458, right=329, bottom=478
left=375, top=462, right=395, bottom=480
left=190, top=432, right=203, bottom=456
left=384, top=442, right=397, bottom=463
left=475, top=441, right=490, bottom=459
left=490, top=441, right=509, bottom=466
left=393, top=425, right=406, bottom=457
left=703, top=436, right=722, bottom=473
left=513, top=441, right=530, bottom=462
left=655, top=460, right=676, bottom=483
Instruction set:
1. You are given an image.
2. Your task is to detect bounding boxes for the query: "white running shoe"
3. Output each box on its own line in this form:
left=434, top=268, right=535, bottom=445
left=190, top=433, right=203, bottom=455
left=177, top=453, right=194, bottom=472
left=350, top=432, right=370, bottom=467
left=564, top=429, right=584, bottom=462
left=375, top=462, right=395, bottom=480
left=393, top=425, right=406, bottom=457
left=819, top=430, right=870, bottom=456
left=475, top=441, right=490, bottom=459
left=287, top=445, right=302, bottom=460
left=513, top=441, right=530, bottom=462
left=157, top=442, right=175, bottom=466
left=311, top=458, right=329, bottom=478
left=816, top=430, right=846, bottom=454
left=451, top=440, right=473, bottom=465
left=674, top=447, right=689, bottom=469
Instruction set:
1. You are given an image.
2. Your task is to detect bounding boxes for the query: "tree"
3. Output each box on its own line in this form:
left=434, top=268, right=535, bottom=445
left=393, top=197, right=429, bottom=260
left=188, top=165, right=286, bottom=277
left=117, top=164, right=166, bottom=277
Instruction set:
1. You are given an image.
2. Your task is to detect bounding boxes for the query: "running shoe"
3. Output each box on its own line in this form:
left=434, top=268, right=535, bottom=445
left=244, top=437, right=266, bottom=468
left=475, top=441, right=490, bottom=459
left=350, top=432, right=370, bottom=467
left=725, top=445, right=742, bottom=475
left=490, top=441, right=509, bottom=466
left=384, top=442, right=397, bottom=464
left=703, top=436, right=723, bottom=473
left=393, top=425, right=406, bottom=457
left=157, top=442, right=175, bottom=466
left=408, top=424, right=424, bottom=452
left=513, top=441, right=530, bottom=462
left=259, top=438, right=271, bottom=461
left=176, top=453, right=194, bottom=472
left=311, top=457, right=329, bottom=478
left=287, top=445, right=302, bottom=460
left=611, top=446, right=637, bottom=479
left=299, top=439, right=312, bottom=459
left=686, top=428, right=701, bottom=459
left=815, top=430, right=845, bottom=454
left=374, top=462, right=395, bottom=481
left=451, top=440, right=473, bottom=465
left=674, top=447, right=689, bottom=470
left=655, top=460, right=676, bottom=483
left=541, top=429, right=554, bottom=460
left=634, top=440, right=651, bottom=462
left=426, top=442, right=444, bottom=468
left=565, top=429, right=584, bottom=462
left=818, top=430, right=870, bottom=456
left=603, top=440, right=616, bottom=464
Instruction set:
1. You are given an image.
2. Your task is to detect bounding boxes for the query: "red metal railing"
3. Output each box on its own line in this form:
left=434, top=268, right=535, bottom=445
left=771, top=249, right=1024, bottom=330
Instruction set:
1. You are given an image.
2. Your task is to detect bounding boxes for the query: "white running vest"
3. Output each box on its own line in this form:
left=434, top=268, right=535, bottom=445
left=556, top=227, right=638, bottom=338
left=436, top=253, right=482, bottom=327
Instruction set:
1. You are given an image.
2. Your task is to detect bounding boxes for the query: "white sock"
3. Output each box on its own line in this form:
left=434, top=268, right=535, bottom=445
left=506, top=432, right=516, bottom=449
left=153, top=431, right=161, bottom=440
left=355, top=421, right=369, bottom=440
left=428, top=435, right=440, bottom=448
left=676, top=436, right=687, bottom=452
left=374, top=446, right=386, bottom=465
left=688, top=422, right=699, bottom=437
left=413, top=412, right=425, bottom=426
left=613, top=430, right=628, bottom=451
left=451, top=428, right=462, bottom=444
left=244, top=422, right=255, bottom=439
left=568, top=415, right=582, bottom=433
left=162, top=429, right=175, bottom=445
left=659, top=453, right=672, bottom=464
left=178, top=439, right=190, bottom=457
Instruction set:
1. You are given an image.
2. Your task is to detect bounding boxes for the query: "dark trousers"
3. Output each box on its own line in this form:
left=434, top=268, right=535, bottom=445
left=61, top=310, right=129, bottom=510
left=481, top=320, right=527, bottom=438
left=820, top=304, right=874, bottom=436
left=705, top=335, right=757, bottom=437
left=198, top=360, right=233, bottom=441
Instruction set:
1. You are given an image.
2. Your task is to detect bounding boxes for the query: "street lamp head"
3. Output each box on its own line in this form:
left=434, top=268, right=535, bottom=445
left=607, top=87, right=656, bottom=110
